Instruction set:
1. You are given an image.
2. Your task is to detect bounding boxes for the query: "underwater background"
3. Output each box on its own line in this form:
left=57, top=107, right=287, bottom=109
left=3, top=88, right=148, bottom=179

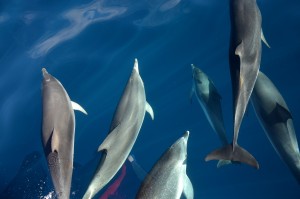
left=0, top=0, right=300, bottom=198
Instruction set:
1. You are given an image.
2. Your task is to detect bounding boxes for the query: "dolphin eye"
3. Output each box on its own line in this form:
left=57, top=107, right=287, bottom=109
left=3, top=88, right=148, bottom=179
left=197, top=79, right=202, bottom=84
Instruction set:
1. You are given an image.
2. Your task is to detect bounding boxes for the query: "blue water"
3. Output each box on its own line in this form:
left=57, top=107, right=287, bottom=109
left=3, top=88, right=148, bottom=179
left=0, top=0, right=300, bottom=198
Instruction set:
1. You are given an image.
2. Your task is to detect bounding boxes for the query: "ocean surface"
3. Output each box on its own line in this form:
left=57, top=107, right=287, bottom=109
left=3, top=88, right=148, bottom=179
left=0, top=0, right=300, bottom=198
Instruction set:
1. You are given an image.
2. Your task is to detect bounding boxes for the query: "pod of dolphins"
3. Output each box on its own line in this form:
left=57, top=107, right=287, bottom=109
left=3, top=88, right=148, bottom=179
left=40, top=0, right=299, bottom=198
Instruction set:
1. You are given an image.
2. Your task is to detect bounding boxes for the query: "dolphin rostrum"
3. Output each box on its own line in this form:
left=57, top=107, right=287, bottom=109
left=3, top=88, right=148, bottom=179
left=42, top=68, right=87, bottom=199
left=251, top=71, right=300, bottom=183
left=205, top=0, right=270, bottom=169
left=83, top=59, right=154, bottom=199
left=190, top=64, right=232, bottom=167
left=136, top=131, right=193, bottom=199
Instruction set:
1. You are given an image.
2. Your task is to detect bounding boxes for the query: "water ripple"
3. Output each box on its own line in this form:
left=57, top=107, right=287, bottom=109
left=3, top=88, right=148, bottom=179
left=29, top=0, right=127, bottom=59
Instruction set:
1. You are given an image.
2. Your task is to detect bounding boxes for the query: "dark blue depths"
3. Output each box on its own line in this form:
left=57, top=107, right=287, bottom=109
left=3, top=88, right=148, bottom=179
left=0, top=0, right=300, bottom=198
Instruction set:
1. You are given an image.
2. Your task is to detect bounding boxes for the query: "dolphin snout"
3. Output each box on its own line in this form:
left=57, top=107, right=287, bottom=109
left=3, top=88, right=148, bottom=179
left=42, top=68, right=51, bottom=81
left=134, top=58, right=139, bottom=74
left=42, top=68, right=48, bottom=76
left=183, top=131, right=189, bottom=141
left=191, top=64, right=195, bottom=70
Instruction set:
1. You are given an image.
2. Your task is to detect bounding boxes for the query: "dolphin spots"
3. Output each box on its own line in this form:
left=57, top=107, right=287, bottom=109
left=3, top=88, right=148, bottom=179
left=47, top=151, right=59, bottom=167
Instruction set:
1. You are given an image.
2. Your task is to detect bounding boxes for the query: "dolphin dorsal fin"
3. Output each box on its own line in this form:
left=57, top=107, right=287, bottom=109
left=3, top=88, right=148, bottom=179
left=146, top=101, right=154, bottom=120
left=50, top=128, right=59, bottom=153
left=235, top=42, right=244, bottom=57
left=261, top=29, right=271, bottom=48
left=71, top=101, right=88, bottom=115
left=183, top=174, right=194, bottom=199
left=274, top=103, right=298, bottom=152
left=275, top=103, right=292, bottom=122
left=98, top=124, right=121, bottom=151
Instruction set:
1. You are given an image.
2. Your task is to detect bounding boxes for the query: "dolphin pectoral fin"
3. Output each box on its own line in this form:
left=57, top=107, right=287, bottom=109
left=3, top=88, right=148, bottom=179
left=71, top=101, right=88, bottom=115
left=98, top=124, right=120, bottom=152
left=146, top=101, right=154, bottom=120
left=189, top=85, right=195, bottom=104
left=261, top=29, right=271, bottom=48
left=183, top=174, right=194, bottom=199
left=217, top=159, right=232, bottom=168
left=235, top=42, right=244, bottom=56
left=274, top=102, right=293, bottom=122
left=205, top=144, right=259, bottom=169
left=128, top=154, right=147, bottom=181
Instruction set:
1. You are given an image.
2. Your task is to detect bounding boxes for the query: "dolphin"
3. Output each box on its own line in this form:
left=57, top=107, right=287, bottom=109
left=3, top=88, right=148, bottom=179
left=190, top=64, right=231, bottom=167
left=136, top=131, right=193, bottom=199
left=83, top=59, right=154, bottom=199
left=251, top=71, right=300, bottom=183
left=205, top=0, right=270, bottom=169
left=42, top=68, right=87, bottom=199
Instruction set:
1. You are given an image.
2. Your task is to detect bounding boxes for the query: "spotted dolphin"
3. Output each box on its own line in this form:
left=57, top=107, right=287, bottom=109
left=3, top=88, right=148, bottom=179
left=205, top=0, right=270, bottom=169
left=83, top=59, right=154, bottom=199
left=42, top=68, right=87, bottom=199
left=190, top=64, right=231, bottom=167
left=251, top=71, right=300, bottom=183
left=136, top=131, right=193, bottom=199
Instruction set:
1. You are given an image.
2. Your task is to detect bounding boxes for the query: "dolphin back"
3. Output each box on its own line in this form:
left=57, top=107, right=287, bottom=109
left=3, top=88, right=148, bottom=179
left=252, top=71, right=300, bottom=183
left=83, top=59, right=153, bottom=199
left=136, top=132, right=191, bottom=199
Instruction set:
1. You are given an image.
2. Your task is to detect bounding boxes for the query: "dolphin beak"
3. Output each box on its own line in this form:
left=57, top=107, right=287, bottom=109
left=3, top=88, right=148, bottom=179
left=191, top=64, right=195, bottom=70
left=134, top=58, right=139, bottom=74
left=42, top=68, right=47, bottom=76
left=42, top=68, right=51, bottom=81
left=183, top=131, right=189, bottom=141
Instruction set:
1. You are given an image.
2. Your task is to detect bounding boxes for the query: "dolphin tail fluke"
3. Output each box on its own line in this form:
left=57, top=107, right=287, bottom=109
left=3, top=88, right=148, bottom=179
left=205, top=144, right=259, bottom=169
left=217, top=159, right=232, bottom=168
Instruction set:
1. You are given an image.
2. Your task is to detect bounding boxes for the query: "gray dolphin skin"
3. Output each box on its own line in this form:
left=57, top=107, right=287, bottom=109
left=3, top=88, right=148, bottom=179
left=251, top=71, right=300, bottom=183
left=136, top=131, right=193, bottom=199
left=190, top=64, right=231, bottom=167
left=205, top=0, right=269, bottom=169
left=83, top=59, right=154, bottom=199
left=42, top=68, right=87, bottom=199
